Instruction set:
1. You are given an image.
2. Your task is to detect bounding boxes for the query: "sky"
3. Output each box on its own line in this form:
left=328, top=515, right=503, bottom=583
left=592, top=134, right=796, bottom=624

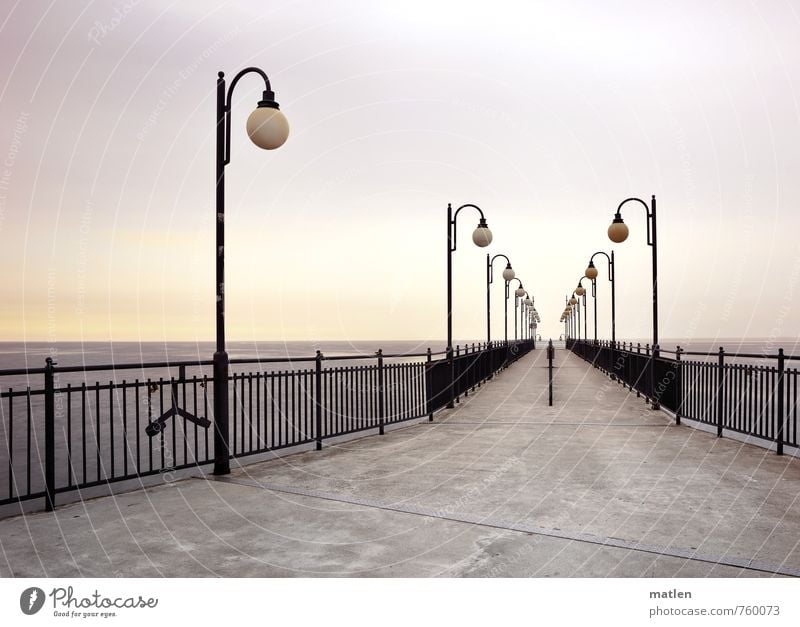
left=1, top=0, right=800, bottom=346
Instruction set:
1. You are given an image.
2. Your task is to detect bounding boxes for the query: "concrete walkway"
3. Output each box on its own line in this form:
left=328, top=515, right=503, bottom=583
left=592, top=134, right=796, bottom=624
left=2, top=349, right=800, bottom=577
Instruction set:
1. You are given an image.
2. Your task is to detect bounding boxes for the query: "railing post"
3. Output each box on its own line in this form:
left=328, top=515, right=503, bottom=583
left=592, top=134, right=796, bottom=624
left=547, top=340, right=554, bottom=406
left=473, top=343, right=480, bottom=388
left=44, top=357, right=56, bottom=512
left=777, top=348, right=785, bottom=456
left=426, top=348, right=433, bottom=421
left=315, top=350, right=323, bottom=451
left=717, top=346, right=724, bottom=438
left=455, top=345, right=460, bottom=403
left=377, top=349, right=385, bottom=435
left=675, top=346, right=683, bottom=426
left=464, top=344, right=470, bottom=397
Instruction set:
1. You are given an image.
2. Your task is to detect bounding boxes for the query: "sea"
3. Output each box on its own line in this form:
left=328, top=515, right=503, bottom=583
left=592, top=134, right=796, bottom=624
left=1, top=337, right=799, bottom=381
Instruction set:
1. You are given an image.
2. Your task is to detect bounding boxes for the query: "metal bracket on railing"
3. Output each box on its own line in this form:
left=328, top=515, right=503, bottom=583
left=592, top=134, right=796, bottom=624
left=145, top=365, right=211, bottom=437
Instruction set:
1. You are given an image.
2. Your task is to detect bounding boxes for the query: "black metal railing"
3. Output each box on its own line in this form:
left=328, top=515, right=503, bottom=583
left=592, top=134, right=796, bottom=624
left=567, top=339, right=799, bottom=455
left=0, top=340, right=533, bottom=513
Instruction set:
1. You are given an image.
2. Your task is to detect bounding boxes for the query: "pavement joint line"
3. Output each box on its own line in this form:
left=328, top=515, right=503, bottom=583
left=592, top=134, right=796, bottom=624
left=429, top=422, right=671, bottom=427
left=203, top=475, right=800, bottom=578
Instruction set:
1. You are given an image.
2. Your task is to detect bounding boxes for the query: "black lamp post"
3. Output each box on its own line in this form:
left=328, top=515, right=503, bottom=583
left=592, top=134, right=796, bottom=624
left=521, top=292, right=533, bottom=342
left=574, top=276, right=589, bottom=342
left=213, top=67, right=289, bottom=475
left=486, top=254, right=514, bottom=343
left=569, top=293, right=579, bottom=341
left=607, top=195, right=659, bottom=408
left=509, top=278, right=525, bottom=341
left=585, top=251, right=615, bottom=345
left=447, top=203, right=492, bottom=408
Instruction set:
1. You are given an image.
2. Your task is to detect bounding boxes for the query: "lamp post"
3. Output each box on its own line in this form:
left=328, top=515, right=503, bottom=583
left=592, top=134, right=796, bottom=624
left=607, top=195, right=659, bottom=408
left=574, top=277, right=589, bottom=342
left=213, top=67, right=289, bottom=475
left=586, top=250, right=615, bottom=374
left=565, top=295, right=573, bottom=340
left=447, top=203, right=493, bottom=408
left=487, top=254, right=514, bottom=343
left=521, top=293, right=533, bottom=342
left=569, top=293, right=579, bottom=341
left=509, top=278, right=525, bottom=341
left=585, top=251, right=615, bottom=345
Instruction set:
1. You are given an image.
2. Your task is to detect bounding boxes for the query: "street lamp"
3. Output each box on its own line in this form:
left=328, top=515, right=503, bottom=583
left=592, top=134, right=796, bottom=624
left=486, top=254, right=514, bottom=342
left=509, top=278, right=525, bottom=341
left=447, top=203, right=492, bottom=408
left=575, top=276, right=590, bottom=342
left=520, top=293, right=533, bottom=342
left=585, top=251, right=615, bottom=346
left=213, top=67, right=289, bottom=475
left=607, top=195, right=659, bottom=408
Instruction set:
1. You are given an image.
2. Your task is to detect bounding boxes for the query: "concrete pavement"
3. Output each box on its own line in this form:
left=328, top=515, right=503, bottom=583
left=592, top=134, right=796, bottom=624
left=2, top=349, right=799, bottom=577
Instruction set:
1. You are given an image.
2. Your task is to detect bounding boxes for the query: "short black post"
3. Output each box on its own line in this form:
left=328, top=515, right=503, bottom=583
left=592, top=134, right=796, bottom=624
left=44, top=357, right=56, bottom=512
left=675, top=346, right=683, bottom=425
left=717, top=346, right=724, bottom=438
left=315, top=350, right=323, bottom=450
left=377, top=349, right=385, bottom=435
left=777, top=348, right=785, bottom=456
left=547, top=340, right=554, bottom=406
left=426, top=348, right=433, bottom=421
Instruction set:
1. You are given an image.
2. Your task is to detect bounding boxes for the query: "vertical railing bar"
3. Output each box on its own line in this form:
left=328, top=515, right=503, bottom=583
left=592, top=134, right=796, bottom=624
left=26, top=387, right=31, bottom=496
left=270, top=373, right=276, bottom=448
left=44, top=359, right=55, bottom=510
left=82, top=383, right=87, bottom=483
left=335, top=367, right=340, bottom=435
left=193, top=376, right=199, bottom=462
left=378, top=351, right=385, bottom=435
left=67, top=384, right=73, bottom=487
left=232, top=374, right=238, bottom=456
left=326, top=368, right=332, bottom=437
left=96, top=383, right=103, bottom=482
left=338, top=366, right=343, bottom=434
left=109, top=380, right=116, bottom=480
left=170, top=377, right=180, bottom=468
left=348, top=367, right=354, bottom=432
left=181, top=374, right=187, bottom=466
left=277, top=371, right=283, bottom=447
left=255, top=372, right=261, bottom=450
left=7, top=389, right=13, bottom=499
left=776, top=350, right=785, bottom=454
left=122, top=381, right=127, bottom=478
left=158, top=379, right=164, bottom=471
left=761, top=366, right=766, bottom=437
left=241, top=372, right=246, bottom=453
left=291, top=370, right=296, bottom=445
left=315, top=353, right=323, bottom=450
left=203, top=375, right=209, bottom=460
left=248, top=372, right=253, bottom=453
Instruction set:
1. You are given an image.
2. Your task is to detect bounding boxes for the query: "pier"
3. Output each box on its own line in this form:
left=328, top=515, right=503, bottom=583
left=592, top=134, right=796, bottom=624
left=3, top=347, right=798, bottom=577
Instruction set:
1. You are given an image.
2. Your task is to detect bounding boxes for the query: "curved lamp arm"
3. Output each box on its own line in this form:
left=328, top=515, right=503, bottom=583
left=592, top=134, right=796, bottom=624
left=507, top=277, right=523, bottom=299
left=488, top=253, right=511, bottom=284
left=589, top=250, right=615, bottom=282
left=449, top=203, right=488, bottom=252
left=615, top=196, right=655, bottom=246
left=220, top=68, right=277, bottom=166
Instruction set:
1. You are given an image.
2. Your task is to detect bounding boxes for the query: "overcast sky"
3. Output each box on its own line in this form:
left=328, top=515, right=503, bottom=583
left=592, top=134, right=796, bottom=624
left=1, top=0, right=800, bottom=346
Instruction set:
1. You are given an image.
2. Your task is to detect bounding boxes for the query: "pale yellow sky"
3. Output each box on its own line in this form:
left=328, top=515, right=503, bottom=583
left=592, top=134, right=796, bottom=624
left=1, top=0, right=800, bottom=344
